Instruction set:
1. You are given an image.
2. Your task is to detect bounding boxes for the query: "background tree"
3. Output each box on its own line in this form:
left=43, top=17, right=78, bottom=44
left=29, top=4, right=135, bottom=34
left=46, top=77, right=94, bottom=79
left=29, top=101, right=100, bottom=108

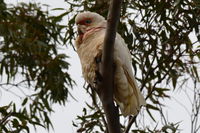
left=0, top=1, right=74, bottom=132
left=0, top=0, right=200, bottom=133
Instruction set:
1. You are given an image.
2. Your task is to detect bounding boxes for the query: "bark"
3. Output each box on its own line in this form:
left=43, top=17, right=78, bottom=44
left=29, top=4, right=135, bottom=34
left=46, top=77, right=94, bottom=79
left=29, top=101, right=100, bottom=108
left=96, top=0, right=123, bottom=133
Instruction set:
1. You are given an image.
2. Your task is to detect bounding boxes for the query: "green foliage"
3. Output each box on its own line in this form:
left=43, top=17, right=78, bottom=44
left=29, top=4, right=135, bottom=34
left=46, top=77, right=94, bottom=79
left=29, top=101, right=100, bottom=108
left=73, top=107, right=106, bottom=132
left=0, top=0, right=200, bottom=132
left=65, top=0, right=200, bottom=132
left=0, top=1, right=74, bottom=132
left=131, top=122, right=180, bottom=133
left=0, top=102, right=45, bottom=133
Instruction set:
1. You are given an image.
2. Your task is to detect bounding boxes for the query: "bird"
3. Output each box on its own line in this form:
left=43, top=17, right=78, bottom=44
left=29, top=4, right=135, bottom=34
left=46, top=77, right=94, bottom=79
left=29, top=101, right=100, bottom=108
left=75, top=11, right=146, bottom=116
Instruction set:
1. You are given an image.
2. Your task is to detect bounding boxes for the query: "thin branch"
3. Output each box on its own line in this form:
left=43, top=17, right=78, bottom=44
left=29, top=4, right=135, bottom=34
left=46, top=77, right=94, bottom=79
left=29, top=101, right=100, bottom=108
left=0, top=86, right=22, bottom=99
left=96, top=0, right=122, bottom=133
left=0, top=112, right=12, bottom=125
left=140, top=51, right=157, bottom=91
left=157, top=97, right=168, bottom=125
left=90, top=86, right=109, bottom=132
left=145, top=50, right=186, bottom=100
left=172, top=97, right=191, bottom=116
left=196, top=125, right=200, bottom=133
left=0, top=81, right=33, bottom=97
left=124, top=115, right=137, bottom=133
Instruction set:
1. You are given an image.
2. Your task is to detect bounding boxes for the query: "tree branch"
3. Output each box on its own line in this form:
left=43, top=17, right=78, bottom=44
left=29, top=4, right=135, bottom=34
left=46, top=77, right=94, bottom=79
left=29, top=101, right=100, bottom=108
left=96, top=0, right=122, bottom=133
left=124, top=115, right=137, bottom=133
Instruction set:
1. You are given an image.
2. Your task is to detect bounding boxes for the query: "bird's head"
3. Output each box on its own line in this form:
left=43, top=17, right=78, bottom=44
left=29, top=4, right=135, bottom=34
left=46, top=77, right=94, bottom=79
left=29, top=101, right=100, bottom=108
left=75, top=11, right=105, bottom=36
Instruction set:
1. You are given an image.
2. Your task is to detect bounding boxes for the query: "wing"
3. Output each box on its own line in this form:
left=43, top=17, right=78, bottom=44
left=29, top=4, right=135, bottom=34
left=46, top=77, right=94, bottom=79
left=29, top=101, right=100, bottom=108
left=113, top=34, right=146, bottom=116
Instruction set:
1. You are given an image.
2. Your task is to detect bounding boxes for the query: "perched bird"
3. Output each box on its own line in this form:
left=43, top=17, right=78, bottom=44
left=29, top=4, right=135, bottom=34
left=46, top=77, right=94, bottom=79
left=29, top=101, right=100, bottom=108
left=75, top=11, right=146, bottom=116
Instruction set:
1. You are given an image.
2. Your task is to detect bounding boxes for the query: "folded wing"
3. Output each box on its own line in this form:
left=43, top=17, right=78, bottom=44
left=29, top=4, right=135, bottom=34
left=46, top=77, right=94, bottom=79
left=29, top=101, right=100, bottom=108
left=113, top=34, right=146, bottom=116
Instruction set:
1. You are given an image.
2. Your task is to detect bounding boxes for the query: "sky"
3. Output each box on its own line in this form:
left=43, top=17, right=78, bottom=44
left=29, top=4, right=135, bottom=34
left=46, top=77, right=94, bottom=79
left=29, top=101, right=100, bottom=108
left=1, top=0, right=199, bottom=133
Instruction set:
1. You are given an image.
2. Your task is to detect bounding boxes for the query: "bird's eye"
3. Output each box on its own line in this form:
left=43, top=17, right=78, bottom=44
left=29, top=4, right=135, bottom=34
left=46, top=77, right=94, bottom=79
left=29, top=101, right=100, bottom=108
left=85, top=19, right=92, bottom=24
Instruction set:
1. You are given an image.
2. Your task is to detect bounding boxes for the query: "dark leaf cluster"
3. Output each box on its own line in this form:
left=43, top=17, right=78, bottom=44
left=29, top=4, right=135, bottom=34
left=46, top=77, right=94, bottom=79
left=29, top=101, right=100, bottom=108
left=0, top=1, right=74, bottom=132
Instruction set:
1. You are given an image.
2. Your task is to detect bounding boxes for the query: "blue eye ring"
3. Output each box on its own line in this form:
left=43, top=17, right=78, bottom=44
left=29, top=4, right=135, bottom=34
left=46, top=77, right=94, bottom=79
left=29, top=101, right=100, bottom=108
left=85, top=19, right=92, bottom=24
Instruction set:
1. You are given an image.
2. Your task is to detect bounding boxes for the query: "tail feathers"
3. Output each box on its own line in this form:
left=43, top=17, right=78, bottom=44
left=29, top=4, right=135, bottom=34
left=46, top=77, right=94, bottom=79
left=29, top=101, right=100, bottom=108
left=115, top=68, right=146, bottom=116
left=116, top=88, right=144, bottom=116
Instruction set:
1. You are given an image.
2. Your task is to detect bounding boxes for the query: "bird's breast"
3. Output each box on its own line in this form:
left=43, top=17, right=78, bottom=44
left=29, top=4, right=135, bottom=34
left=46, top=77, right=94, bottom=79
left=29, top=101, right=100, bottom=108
left=77, top=33, right=104, bottom=86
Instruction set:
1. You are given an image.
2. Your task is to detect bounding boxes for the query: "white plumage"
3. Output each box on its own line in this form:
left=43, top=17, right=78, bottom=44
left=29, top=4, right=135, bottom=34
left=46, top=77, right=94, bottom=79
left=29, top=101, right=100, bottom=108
left=75, top=11, right=145, bottom=116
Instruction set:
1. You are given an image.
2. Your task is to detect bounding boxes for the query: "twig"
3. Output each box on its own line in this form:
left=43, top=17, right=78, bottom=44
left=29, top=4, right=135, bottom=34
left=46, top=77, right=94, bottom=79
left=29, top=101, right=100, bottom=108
left=140, top=51, right=157, bottom=91
left=0, top=85, right=22, bottom=99
left=0, top=112, right=12, bottom=125
left=145, top=50, right=186, bottom=100
left=124, top=115, right=137, bottom=133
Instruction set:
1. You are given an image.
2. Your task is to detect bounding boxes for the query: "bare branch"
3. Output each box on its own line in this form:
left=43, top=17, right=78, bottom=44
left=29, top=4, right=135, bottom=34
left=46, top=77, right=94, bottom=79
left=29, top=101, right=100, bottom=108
left=124, top=115, right=137, bottom=133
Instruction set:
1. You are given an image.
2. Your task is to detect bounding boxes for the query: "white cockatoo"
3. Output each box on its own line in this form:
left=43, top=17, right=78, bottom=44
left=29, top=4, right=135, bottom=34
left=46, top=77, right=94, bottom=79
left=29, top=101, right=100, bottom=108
left=75, top=11, right=146, bottom=116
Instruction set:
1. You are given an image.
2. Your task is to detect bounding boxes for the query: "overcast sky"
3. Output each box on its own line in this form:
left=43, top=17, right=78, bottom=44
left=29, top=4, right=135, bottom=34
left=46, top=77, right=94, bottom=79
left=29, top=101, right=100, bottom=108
left=1, top=0, right=197, bottom=133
